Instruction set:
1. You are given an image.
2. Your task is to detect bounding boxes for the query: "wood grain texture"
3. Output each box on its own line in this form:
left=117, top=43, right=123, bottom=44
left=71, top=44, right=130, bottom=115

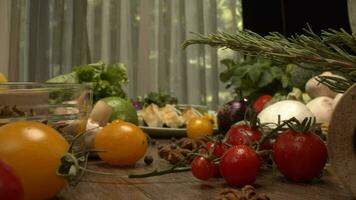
left=328, top=83, right=356, bottom=199
left=56, top=140, right=354, bottom=200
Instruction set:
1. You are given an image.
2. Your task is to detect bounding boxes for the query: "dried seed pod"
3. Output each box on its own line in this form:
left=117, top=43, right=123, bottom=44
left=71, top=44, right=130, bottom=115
left=215, top=185, right=270, bottom=200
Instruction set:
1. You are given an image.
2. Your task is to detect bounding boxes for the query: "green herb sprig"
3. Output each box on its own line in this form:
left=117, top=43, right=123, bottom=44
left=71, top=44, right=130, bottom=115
left=183, top=28, right=356, bottom=93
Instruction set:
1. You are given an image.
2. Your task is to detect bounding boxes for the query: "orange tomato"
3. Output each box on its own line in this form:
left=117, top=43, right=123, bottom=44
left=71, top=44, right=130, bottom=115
left=0, top=121, right=69, bottom=200
left=94, top=120, right=148, bottom=166
left=187, top=117, right=214, bottom=139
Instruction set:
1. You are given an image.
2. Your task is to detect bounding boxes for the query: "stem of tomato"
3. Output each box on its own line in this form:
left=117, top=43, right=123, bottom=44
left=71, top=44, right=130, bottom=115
left=255, top=119, right=288, bottom=151
left=128, top=167, right=191, bottom=178
left=77, top=166, right=127, bottom=177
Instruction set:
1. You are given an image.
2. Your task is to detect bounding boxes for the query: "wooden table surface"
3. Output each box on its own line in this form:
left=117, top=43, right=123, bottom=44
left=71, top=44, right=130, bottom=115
left=56, top=140, right=354, bottom=200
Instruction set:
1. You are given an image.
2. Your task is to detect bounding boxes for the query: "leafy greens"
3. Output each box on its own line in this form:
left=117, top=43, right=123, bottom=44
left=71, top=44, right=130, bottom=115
left=47, top=61, right=128, bottom=102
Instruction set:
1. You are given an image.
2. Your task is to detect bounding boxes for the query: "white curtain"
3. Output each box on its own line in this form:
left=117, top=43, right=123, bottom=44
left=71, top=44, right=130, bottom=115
left=4, top=0, right=243, bottom=108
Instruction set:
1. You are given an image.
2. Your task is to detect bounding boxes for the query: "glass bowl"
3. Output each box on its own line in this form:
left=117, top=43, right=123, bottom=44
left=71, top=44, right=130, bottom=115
left=0, top=82, right=92, bottom=147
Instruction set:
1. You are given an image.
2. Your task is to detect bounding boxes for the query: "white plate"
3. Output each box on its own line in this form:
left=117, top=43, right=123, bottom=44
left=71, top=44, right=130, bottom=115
left=139, top=126, right=218, bottom=138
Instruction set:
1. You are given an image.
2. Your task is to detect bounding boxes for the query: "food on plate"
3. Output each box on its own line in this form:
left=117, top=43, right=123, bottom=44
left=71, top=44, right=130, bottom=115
left=217, top=99, right=248, bottom=134
left=186, top=117, right=214, bottom=139
left=160, top=104, right=185, bottom=128
left=181, top=106, right=203, bottom=123
left=138, top=104, right=164, bottom=127
left=306, top=96, right=334, bottom=124
left=138, top=103, right=216, bottom=129
left=0, top=160, right=24, bottom=200
left=0, top=121, right=69, bottom=200
left=94, top=120, right=148, bottom=166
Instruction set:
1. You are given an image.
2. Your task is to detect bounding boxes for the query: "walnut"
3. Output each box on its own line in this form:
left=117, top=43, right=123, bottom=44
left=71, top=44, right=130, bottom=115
left=0, top=106, right=35, bottom=117
left=215, top=185, right=270, bottom=200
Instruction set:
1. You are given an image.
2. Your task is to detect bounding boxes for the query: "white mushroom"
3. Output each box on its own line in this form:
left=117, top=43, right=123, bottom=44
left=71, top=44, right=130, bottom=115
left=305, top=71, right=345, bottom=98
left=332, top=93, right=343, bottom=109
left=84, top=119, right=102, bottom=150
left=306, top=96, right=334, bottom=124
left=89, top=100, right=113, bottom=127
left=258, top=100, right=315, bottom=127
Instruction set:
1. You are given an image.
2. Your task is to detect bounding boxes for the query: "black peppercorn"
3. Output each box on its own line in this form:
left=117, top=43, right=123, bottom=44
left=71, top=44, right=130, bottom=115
left=144, top=155, right=154, bottom=165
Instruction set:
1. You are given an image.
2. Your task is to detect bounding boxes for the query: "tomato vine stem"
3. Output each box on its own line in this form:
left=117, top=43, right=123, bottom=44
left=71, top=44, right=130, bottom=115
left=128, top=167, right=191, bottom=178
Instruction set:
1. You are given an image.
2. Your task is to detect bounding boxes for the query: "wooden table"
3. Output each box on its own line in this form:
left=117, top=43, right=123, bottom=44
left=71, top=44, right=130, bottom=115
left=56, top=140, right=354, bottom=200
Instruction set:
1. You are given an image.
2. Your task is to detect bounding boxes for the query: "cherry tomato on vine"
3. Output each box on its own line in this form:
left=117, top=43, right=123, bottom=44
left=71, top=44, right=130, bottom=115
left=219, top=145, right=261, bottom=186
left=0, top=121, right=69, bottom=200
left=273, top=130, right=328, bottom=182
left=253, top=95, right=272, bottom=113
left=187, top=117, right=214, bottom=139
left=191, top=156, right=216, bottom=181
left=0, top=160, right=24, bottom=200
left=226, top=124, right=261, bottom=146
left=204, top=141, right=229, bottom=158
left=202, top=141, right=229, bottom=177
left=95, top=120, right=148, bottom=166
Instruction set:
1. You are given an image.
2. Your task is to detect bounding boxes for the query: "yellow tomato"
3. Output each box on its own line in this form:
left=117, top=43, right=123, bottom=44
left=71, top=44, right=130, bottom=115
left=187, top=117, right=214, bottom=139
left=0, top=72, right=7, bottom=83
left=0, top=121, right=69, bottom=200
left=94, top=120, right=148, bottom=166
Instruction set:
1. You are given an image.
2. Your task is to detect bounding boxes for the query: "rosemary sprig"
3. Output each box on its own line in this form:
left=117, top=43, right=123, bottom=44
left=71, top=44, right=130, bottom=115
left=183, top=28, right=356, bottom=92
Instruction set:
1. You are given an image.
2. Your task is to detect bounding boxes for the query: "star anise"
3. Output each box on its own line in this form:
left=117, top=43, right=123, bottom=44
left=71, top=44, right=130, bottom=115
left=158, top=144, right=192, bottom=165
left=215, top=185, right=270, bottom=200
left=176, top=136, right=210, bottom=151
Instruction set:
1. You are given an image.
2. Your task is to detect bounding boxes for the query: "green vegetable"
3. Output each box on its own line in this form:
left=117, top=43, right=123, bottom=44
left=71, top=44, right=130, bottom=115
left=100, top=97, right=139, bottom=125
left=47, top=61, right=128, bottom=102
left=287, top=64, right=316, bottom=90
left=220, top=57, right=292, bottom=101
left=47, top=72, right=79, bottom=83
left=138, top=91, right=178, bottom=107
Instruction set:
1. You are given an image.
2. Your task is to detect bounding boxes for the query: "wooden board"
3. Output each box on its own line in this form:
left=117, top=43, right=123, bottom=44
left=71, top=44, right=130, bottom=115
left=56, top=140, right=353, bottom=200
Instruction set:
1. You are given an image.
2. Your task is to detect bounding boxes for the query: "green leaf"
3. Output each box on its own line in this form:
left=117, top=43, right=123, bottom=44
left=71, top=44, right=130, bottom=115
left=220, top=59, right=236, bottom=69
left=258, top=71, right=274, bottom=87
left=281, top=74, right=290, bottom=88
left=220, top=69, right=234, bottom=82
left=231, top=77, right=242, bottom=88
left=270, top=66, right=284, bottom=78
left=247, top=66, right=262, bottom=83
left=232, top=66, right=249, bottom=79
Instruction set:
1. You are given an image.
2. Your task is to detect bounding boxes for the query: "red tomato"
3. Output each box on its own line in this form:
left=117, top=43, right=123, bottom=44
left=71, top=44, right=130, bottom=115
left=191, top=156, right=216, bottom=181
left=219, top=145, right=261, bottom=186
left=226, top=124, right=261, bottom=146
left=0, top=160, right=24, bottom=200
left=205, top=141, right=229, bottom=158
left=273, top=130, right=328, bottom=182
left=253, top=95, right=272, bottom=113
left=203, top=141, right=229, bottom=177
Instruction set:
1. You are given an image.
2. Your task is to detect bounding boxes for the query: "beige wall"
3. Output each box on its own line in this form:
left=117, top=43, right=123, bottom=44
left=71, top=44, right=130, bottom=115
left=0, top=0, right=10, bottom=76
left=348, top=0, right=356, bottom=33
